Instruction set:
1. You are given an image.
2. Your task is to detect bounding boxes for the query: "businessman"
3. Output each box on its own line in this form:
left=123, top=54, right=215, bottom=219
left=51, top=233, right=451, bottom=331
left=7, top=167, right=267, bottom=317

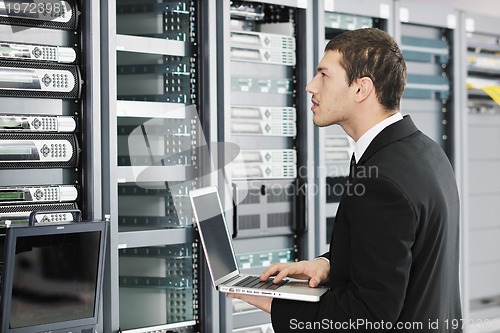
left=228, top=28, right=462, bottom=332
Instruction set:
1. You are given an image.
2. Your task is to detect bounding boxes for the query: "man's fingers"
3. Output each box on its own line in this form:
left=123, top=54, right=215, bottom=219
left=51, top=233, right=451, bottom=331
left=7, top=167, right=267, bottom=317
left=261, top=262, right=307, bottom=282
left=274, top=268, right=292, bottom=283
left=227, top=293, right=245, bottom=301
left=260, top=260, right=329, bottom=285
left=309, top=275, right=321, bottom=288
left=260, top=263, right=284, bottom=280
left=226, top=293, right=273, bottom=314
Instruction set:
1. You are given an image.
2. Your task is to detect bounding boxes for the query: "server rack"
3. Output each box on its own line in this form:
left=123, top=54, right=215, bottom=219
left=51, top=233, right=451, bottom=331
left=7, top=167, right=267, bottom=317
left=0, top=0, right=98, bottom=225
left=215, top=0, right=313, bottom=331
left=394, top=1, right=466, bottom=328
left=394, top=0, right=459, bottom=164
left=0, top=0, right=103, bottom=330
left=313, top=0, right=393, bottom=257
left=460, top=11, right=500, bottom=332
left=100, top=1, right=216, bottom=332
left=2, top=2, right=493, bottom=333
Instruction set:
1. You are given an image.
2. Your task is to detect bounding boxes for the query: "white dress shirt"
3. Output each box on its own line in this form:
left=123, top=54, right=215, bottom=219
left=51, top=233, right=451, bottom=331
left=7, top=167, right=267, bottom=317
left=354, top=112, right=403, bottom=163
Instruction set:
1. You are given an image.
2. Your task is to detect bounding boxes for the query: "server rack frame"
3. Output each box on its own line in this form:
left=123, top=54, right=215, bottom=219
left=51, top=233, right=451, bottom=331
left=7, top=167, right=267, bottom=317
left=82, top=1, right=105, bottom=329
left=394, top=0, right=460, bottom=163
left=215, top=0, right=314, bottom=331
left=100, top=0, right=119, bottom=331
left=198, top=1, right=220, bottom=332
left=100, top=0, right=217, bottom=332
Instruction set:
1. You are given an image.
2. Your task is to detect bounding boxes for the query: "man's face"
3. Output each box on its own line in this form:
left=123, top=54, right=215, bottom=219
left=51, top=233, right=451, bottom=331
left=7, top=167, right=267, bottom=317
left=306, top=50, right=354, bottom=127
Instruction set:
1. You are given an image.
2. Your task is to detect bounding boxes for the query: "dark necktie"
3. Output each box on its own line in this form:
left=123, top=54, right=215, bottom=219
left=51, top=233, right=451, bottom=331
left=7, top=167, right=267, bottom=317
left=349, top=153, right=356, bottom=179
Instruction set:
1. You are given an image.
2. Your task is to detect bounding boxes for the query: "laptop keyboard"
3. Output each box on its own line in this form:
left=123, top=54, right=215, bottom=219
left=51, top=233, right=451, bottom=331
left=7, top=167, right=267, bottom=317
left=233, top=276, right=288, bottom=290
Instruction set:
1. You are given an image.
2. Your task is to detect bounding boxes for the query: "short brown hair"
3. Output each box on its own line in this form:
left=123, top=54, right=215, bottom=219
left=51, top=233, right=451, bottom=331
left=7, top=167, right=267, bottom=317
left=325, top=28, right=407, bottom=111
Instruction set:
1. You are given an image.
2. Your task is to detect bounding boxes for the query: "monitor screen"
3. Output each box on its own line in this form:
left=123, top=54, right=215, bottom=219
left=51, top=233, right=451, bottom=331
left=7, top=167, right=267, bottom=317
left=0, top=222, right=107, bottom=333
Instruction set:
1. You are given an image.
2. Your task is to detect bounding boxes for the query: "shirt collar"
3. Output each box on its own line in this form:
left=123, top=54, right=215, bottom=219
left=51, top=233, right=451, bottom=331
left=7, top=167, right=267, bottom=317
left=354, top=112, right=403, bottom=163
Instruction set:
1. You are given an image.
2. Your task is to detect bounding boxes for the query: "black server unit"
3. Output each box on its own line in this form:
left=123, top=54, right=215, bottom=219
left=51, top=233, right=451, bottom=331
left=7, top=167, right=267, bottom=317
left=0, top=1, right=85, bottom=226
left=0, top=2, right=105, bottom=332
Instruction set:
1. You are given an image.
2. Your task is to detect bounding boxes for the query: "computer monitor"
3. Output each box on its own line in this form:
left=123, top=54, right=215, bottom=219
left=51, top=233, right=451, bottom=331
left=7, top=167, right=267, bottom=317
left=0, top=222, right=107, bottom=333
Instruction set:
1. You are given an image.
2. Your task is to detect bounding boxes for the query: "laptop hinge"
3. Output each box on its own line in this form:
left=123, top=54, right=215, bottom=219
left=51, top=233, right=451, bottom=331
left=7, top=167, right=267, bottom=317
left=222, top=275, right=241, bottom=285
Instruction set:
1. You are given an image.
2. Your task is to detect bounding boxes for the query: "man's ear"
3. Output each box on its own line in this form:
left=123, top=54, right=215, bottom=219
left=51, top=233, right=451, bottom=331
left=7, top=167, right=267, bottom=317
left=353, top=77, right=374, bottom=103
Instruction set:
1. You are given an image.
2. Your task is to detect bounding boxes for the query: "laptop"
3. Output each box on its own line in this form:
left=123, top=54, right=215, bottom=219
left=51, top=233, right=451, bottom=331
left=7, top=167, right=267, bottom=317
left=189, top=185, right=329, bottom=302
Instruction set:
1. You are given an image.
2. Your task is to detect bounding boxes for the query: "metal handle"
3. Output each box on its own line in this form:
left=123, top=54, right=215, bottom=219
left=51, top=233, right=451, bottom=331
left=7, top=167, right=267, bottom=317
left=28, top=209, right=82, bottom=226
left=292, top=179, right=307, bottom=234
left=232, top=183, right=238, bottom=239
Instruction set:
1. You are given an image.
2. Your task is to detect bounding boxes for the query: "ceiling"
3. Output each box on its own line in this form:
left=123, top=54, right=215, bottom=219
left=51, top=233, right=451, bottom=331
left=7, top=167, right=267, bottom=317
left=409, top=0, right=500, bottom=17
left=455, top=0, right=500, bottom=17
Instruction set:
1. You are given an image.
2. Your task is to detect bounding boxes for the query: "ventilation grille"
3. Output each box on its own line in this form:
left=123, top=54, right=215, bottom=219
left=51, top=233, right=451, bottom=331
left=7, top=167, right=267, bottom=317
left=239, top=215, right=260, bottom=229
left=268, top=213, right=291, bottom=228
left=267, top=188, right=293, bottom=203
left=240, top=190, right=261, bottom=204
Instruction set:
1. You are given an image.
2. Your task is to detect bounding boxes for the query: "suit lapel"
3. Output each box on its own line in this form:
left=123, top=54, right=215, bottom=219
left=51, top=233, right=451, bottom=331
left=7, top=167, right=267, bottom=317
left=357, top=115, right=418, bottom=165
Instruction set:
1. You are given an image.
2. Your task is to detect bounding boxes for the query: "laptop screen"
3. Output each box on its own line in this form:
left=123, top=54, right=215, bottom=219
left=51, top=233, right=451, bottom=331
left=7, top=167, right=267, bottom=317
left=192, top=190, right=238, bottom=282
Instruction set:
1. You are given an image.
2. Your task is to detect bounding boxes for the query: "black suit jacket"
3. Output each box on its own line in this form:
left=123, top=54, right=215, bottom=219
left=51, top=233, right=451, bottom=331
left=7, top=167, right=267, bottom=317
left=271, top=116, right=462, bottom=332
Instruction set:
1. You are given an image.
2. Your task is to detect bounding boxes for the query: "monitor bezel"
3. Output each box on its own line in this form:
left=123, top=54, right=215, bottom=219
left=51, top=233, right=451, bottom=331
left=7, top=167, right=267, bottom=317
left=0, top=221, right=108, bottom=333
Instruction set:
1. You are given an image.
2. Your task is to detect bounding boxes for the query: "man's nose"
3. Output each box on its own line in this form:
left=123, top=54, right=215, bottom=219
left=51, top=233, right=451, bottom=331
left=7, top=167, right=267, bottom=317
left=305, top=75, right=318, bottom=95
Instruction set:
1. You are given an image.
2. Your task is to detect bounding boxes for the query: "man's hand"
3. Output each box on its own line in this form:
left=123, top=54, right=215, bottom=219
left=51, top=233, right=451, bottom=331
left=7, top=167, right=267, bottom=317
left=260, top=259, right=330, bottom=287
left=226, top=259, right=329, bottom=315
left=226, top=293, right=272, bottom=314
